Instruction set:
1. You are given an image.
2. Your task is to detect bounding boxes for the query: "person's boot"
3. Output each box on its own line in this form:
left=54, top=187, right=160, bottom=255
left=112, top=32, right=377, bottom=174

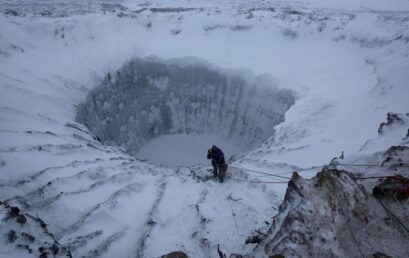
left=219, top=175, right=224, bottom=183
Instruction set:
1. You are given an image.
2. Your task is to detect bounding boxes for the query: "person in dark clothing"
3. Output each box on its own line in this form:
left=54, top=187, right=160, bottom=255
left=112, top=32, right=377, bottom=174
left=207, top=145, right=227, bottom=182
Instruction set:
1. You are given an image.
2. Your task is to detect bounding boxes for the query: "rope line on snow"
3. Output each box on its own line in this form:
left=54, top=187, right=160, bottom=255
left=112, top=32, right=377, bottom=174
left=225, top=159, right=409, bottom=254
left=355, top=176, right=394, bottom=180
left=339, top=163, right=409, bottom=168
left=392, top=194, right=409, bottom=229
left=377, top=198, right=409, bottom=235
left=229, top=178, right=289, bottom=184
left=230, top=164, right=327, bottom=181
left=354, top=175, right=409, bottom=180
left=229, top=162, right=409, bottom=184
left=230, top=165, right=292, bottom=180
left=229, top=162, right=409, bottom=235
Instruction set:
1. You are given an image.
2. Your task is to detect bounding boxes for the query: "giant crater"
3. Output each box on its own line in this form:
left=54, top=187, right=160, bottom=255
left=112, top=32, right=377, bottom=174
left=76, top=57, right=296, bottom=166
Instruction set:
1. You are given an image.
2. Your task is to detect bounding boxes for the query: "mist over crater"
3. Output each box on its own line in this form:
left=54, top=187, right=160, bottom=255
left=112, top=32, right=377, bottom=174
left=76, top=57, right=296, bottom=165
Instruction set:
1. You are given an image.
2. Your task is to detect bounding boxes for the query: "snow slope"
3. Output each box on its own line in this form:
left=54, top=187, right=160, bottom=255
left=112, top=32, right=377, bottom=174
left=1, top=0, right=409, bottom=257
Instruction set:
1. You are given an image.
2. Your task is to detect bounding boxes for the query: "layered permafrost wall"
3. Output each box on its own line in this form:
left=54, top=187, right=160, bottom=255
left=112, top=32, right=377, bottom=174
left=76, top=57, right=295, bottom=155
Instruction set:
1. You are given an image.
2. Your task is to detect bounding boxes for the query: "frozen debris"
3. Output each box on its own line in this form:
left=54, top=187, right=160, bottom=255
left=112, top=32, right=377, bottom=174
left=171, top=29, right=182, bottom=35
left=4, top=9, right=19, bottom=16
left=203, top=24, right=226, bottom=32
left=229, top=25, right=253, bottom=31
left=282, top=28, right=297, bottom=39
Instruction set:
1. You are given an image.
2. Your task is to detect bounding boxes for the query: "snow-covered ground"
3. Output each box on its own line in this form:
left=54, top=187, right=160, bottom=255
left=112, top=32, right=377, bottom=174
left=136, top=133, right=243, bottom=167
left=1, top=0, right=409, bottom=257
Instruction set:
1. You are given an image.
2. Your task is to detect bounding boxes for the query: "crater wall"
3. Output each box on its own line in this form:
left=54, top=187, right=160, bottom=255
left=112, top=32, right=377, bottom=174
left=76, top=57, right=296, bottom=156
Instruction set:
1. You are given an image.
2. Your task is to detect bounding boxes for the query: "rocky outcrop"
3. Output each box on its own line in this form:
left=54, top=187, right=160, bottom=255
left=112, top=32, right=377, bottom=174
left=251, top=169, right=409, bottom=258
left=360, top=112, right=409, bottom=153
left=378, top=112, right=409, bottom=135
left=382, top=145, right=409, bottom=166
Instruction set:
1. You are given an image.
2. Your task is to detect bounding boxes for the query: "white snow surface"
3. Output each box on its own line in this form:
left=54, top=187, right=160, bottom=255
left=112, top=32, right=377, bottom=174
left=136, top=133, right=243, bottom=167
left=1, top=0, right=409, bottom=257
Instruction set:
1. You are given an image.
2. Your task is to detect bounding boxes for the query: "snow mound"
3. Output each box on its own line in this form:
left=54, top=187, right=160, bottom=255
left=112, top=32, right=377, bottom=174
left=76, top=57, right=295, bottom=161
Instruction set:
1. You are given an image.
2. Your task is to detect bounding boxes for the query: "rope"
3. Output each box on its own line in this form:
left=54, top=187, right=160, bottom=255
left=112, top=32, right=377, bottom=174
left=297, top=165, right=327, bottom=171
left=224, top=159, right=409, bottom=252
left=355, top=176, right=393, bottom=180
left=355, top=175, right=409, bottom=180
left=393, top=193, right=409, bottom=227
left=225, top=159, right=409, bottom=252
left=230, top=165, right=292, bottom=180
left=339, top=163, right=409, bottom=168
left=377, top=198, right=409, bottom=235
left=229, top=178, right=289, bottom=184
left=230, top=162, right=409, bottom=183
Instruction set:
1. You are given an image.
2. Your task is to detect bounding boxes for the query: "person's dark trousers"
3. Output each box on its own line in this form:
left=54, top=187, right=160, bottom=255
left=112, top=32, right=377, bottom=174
left=212, top=161, right=218, bottom=176
left=217, top=164, right=225, bottom=182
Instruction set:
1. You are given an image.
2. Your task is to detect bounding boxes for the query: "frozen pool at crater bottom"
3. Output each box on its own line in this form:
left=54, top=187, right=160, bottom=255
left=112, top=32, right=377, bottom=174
left=135, top=133, right=245, bottom=167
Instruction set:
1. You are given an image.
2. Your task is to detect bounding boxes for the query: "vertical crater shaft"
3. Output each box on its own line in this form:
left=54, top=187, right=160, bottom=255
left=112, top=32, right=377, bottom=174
left=76, top=57, right=296, bottom=157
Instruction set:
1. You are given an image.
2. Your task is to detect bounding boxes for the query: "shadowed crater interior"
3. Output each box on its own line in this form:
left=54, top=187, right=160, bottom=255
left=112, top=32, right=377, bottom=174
left=76, top=57, right=296, bottom=165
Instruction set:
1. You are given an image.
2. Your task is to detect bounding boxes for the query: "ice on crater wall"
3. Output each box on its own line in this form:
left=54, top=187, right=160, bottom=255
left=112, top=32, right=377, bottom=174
left=76, top=57, right=296, bottom=158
